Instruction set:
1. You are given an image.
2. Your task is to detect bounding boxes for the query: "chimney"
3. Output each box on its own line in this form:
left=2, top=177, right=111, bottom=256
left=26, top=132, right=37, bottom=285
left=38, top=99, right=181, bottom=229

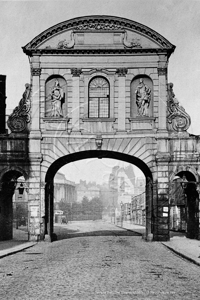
left=0, top=75, right=6, bottom=134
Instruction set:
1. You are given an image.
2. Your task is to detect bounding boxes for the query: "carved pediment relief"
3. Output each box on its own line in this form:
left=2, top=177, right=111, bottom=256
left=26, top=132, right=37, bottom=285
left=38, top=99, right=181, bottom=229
left=23, top=16, right=175, bottom=55
left=38, top=30, right=159, bottom=50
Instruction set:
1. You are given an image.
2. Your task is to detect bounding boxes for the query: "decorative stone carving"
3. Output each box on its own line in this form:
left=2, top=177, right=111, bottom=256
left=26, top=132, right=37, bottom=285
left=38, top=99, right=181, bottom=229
left=135, top=79, right=151, bottom=116
left=167, top=83, right=191, bottom=132
left=158, top=67, right=167, bottom=76
left=57, top=31, right=75, bottom=49
left=75, top=22, right=122, bottom=31
left=7, top=84, right=31, bottom=132
left=23, top=16, right=175, bottom=55
left=31, top=68, right=41, bottom=76
left=116, top=68, right=128, bottom=77
left=71, top=68, right=82, bottom=77
left=123, top=31, right=142, bottom=48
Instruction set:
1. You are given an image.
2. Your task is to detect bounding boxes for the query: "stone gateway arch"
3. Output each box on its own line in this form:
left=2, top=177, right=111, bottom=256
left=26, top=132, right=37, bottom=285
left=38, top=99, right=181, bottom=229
left=0, top=15, right=200, bottom=242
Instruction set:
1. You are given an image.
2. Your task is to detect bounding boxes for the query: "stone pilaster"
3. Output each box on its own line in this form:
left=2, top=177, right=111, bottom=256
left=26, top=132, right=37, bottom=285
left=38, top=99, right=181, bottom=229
left=71, top=68, right=82, bottom=131
left=154, top=155, right=170, bottom=241
left=28, top=175, right=41, bottom=241
left=157, top=58, right=168, bottom=132
left=30, top=67, right=41, bottom=133
left=116, top=68, right=127, bottom=131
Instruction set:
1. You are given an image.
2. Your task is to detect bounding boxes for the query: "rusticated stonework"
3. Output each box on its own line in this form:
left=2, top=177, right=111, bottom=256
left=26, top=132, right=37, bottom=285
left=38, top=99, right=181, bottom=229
left=7, top=84, right=31, bottom=132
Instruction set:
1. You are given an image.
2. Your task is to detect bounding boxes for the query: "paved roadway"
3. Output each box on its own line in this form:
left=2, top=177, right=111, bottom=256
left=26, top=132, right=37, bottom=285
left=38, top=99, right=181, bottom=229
left=0, top=221, right=200, bottom=300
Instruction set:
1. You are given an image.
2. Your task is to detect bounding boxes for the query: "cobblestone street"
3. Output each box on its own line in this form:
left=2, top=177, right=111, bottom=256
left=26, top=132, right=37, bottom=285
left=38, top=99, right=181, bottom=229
left=1, top=221, right=200, bottom=299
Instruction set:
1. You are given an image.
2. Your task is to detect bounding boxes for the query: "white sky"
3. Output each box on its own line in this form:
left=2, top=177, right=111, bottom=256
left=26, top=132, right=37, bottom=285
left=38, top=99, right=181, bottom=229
left=1, top=0, right=200, bottom=183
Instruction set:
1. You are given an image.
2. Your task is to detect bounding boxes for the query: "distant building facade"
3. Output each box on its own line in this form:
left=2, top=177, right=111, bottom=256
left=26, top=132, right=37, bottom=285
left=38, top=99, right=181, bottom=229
left=54, top=172, right=76, bottom=208
left=108, top=165, right=145, bottom=222
left=76, top=180, right=100, bottom=203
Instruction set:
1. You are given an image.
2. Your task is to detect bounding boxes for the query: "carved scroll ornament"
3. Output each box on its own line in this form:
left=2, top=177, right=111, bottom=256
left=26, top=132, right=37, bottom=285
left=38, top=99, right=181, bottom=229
left=123, top=31, right=142, bottom=48
left=57, top=31, right=75, bottom=49
left=167, top=83, right=191, bottom=132
left=7, top=84, right=31, bottom=132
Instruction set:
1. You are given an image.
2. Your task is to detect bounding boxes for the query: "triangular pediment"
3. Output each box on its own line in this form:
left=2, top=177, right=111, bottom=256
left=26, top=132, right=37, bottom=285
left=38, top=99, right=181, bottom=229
left=23, top=15, right=175, bottom=55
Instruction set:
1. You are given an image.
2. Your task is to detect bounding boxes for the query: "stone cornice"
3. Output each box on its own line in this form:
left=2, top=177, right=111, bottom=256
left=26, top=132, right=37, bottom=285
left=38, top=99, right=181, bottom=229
left=22, top=15, right=175, bottom=56
left=23, top=48, right=170, bottom=57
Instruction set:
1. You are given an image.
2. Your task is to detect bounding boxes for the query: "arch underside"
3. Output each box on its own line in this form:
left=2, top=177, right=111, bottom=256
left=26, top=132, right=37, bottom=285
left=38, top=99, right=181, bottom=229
left=43, top=136, right=155, bottom=181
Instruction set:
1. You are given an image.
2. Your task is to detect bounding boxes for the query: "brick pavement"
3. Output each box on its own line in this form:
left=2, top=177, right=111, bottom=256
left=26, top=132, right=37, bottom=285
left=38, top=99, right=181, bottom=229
left=0, top=221, right=200, bottom=299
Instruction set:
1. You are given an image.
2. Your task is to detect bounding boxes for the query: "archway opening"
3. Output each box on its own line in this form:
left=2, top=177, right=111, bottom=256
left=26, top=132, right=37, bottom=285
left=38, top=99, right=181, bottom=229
left=170, top=171, right=199, bottom=239
left=0, top=171, right=28, bottom=242
left=45, top=150, right=153, bottom=242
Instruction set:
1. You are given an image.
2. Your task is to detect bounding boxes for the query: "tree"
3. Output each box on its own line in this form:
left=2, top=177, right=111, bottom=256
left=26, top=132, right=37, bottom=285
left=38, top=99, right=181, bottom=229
left=90, top=197, right=103, bottom=219
left=58, top=200, right=71, bottom=216
left=82, top=196, right=90, bottom=215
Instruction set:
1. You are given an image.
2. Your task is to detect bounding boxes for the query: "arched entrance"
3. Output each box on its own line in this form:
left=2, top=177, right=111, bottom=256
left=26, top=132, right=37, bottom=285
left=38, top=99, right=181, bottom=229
left=170, top=171, right=199, bottom=239
left=44, top=150, right=153, bottom=242
left=0, top=169, right=28, bottom=241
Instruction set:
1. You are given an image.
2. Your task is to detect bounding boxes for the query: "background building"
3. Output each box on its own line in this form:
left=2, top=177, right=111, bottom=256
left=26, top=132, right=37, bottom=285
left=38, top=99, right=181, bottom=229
left=54, top=172, right=76, bottom=210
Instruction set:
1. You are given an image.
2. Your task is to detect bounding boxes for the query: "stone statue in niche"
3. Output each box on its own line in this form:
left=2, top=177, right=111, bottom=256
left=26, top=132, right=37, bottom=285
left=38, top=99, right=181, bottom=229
left=135, top=79, right=151, bottom=116
left=50, top=80, right=64, bottom=117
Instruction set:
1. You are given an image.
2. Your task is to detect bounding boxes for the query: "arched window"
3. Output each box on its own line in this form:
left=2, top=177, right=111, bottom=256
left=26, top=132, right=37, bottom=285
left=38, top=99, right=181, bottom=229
left=88, top=77, right=110, bottom=118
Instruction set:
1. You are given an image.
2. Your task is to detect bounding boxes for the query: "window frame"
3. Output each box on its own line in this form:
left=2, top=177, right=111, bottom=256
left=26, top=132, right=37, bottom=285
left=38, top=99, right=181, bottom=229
left=88, top=76, right=110, bottom=118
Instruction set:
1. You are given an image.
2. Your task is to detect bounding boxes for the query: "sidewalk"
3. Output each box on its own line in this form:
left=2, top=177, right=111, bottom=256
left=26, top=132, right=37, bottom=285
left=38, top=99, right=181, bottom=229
left=118, top=221, right=200, bottom=266
left=0, top=228, right=36, bottom=259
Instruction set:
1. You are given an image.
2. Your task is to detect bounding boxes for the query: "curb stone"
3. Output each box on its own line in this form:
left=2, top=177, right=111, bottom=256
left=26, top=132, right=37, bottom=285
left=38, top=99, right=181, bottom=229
left=0, top=242, right=37, bottom=259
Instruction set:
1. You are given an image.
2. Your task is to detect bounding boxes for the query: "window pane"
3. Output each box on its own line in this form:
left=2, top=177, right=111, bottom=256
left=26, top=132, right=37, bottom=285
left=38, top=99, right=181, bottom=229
left=89, top=98, right=98, bottom=117
left=99, top=98, right=109, bottom=118
left=90, top=87, right=108, bottom=98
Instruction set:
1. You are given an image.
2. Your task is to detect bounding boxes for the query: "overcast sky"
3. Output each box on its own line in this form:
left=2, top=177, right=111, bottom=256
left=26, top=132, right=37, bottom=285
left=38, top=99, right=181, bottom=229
left=1, top=0, right=199, bottom=183
left=60, top=158, right=144, bottom=184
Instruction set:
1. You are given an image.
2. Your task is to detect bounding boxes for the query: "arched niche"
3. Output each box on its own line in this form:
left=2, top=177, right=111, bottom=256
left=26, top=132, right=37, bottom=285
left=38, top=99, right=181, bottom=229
left=130, top=75, right=153, bottom=118
left=45, top=75, right=67, bottom=118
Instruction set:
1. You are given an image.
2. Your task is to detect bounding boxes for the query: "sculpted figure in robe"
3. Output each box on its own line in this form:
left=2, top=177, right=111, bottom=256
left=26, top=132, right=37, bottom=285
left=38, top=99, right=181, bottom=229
left=50, top=80, right=64, bottom=117
left=135, top=79, right=151, bottom=116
